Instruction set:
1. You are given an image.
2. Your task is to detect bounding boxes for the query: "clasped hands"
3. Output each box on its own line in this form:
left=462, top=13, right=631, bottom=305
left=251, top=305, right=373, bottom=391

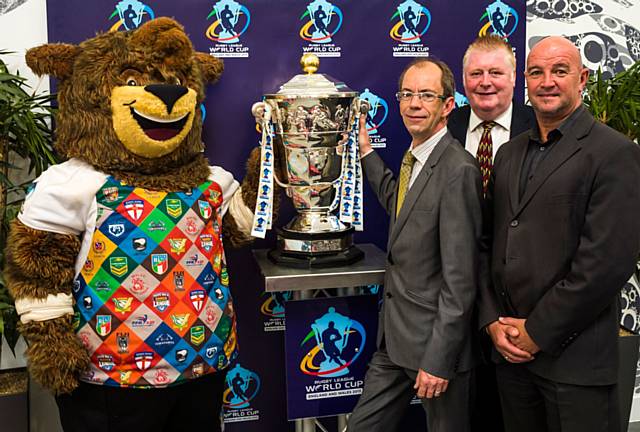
left=487, top=317, right=540, bottom=363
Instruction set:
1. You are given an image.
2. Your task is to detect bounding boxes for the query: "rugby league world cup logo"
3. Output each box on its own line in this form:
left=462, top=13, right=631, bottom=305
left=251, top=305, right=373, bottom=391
left=206, top=0, right=251, bottom=44
left=300, top=0, right=343, bottom=44
left=390, top=0, right=431, bottom=45
left=300, top=307, right=366, bottom=377
left=479, top=0, right=519, bottom=39
left=109, top=0, right=155, bottom=31
left=224, top=363, right=261, bottom=409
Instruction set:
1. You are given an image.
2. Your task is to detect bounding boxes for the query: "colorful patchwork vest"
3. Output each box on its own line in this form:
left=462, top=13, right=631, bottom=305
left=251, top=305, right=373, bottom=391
left=73, top=176, right=237, bottom=388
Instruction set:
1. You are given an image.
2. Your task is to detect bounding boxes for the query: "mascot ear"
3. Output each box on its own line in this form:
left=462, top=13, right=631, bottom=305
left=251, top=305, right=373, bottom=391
left=25, top=44, right=80, bottom=80
left=195, top=52, right=224, bottom=84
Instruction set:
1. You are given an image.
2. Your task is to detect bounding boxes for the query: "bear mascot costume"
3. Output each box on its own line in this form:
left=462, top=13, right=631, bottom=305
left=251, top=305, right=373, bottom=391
left=4, top=17, right=273, bottom=431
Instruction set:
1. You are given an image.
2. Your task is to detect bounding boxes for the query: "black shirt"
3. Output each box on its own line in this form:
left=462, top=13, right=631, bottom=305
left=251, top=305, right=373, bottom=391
left=519, top=105, right=585, bottom=199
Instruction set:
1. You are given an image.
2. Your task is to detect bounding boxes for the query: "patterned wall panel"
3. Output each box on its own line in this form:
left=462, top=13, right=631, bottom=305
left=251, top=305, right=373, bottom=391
left=526, top=0, right=639, bottom=77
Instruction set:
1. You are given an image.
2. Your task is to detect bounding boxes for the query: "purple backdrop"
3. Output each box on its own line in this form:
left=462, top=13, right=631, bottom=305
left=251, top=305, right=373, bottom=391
left=46, top=1, right=525, bottom=430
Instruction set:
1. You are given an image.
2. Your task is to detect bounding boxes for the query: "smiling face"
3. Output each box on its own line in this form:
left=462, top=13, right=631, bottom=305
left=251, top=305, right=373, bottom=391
left=38, top=18, right=226, bottom=177
left=463, top=47, right=515, bottom=121
left=399, top=63, right=454, bottom=146
left=111, top=80, right=197, bottom=158
left=526, top=37, right=588, bottom=124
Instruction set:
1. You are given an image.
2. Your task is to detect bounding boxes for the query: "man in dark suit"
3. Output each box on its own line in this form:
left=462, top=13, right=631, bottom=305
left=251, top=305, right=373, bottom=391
left=347, top=58, right=483, bottom=432
left=479, top=36, right=640, bottom=432
left=448, top=35, right=535, bottom=192
left=448, top=35, right=535, bottom=432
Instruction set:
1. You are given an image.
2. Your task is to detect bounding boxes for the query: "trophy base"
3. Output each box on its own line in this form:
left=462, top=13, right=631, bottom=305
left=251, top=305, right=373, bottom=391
left=268, top=228, right=364, bottom=269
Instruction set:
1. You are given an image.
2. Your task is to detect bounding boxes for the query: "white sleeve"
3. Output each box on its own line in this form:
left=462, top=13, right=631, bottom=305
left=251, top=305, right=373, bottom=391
left=18, top=159, right=106, bottom=235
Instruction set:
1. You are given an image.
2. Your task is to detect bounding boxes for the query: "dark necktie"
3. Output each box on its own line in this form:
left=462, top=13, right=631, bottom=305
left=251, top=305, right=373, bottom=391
left=396, top=150, right=416, bottom=217
left=476, top=121, right=496, bottom=196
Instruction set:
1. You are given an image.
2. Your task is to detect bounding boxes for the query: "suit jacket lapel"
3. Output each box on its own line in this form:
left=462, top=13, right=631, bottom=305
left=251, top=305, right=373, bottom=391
left=448, top=105, right=471, bottom=147
left=507, top=136, right=528, bottom=215
left=388, top=132, right=451, bottom=247
left=515, top=109, right=594, bottom=215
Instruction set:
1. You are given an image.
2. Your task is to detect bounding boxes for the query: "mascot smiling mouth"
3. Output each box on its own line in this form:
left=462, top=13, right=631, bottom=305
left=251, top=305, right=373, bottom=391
left=130, top=107, right=190, bottom=141
left=112, top=84, right=197, bottom=158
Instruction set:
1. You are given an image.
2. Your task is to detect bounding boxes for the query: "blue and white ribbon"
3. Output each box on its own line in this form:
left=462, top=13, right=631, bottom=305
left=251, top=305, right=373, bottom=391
left=251, top=104, right=275, bottom=238
left=339, top=116, right=359, bottom=227
left=352, top=144, right=364, bottom=231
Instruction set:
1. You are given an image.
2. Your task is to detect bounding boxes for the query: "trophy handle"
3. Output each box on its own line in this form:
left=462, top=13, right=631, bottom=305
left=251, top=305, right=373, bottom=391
left=251, top=101, right=267, bottom=123
left=252, top=101, right=289, bottom=188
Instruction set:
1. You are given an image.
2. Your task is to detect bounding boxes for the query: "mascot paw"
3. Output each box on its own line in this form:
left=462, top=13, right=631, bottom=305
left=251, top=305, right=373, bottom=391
left=21, top=316, right=90, bottom=395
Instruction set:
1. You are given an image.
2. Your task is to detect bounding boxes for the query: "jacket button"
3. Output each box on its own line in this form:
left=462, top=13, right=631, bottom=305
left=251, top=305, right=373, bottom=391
left=510, top=220, right=519, bottom=227
left=385, top=292, right=393, bottom=299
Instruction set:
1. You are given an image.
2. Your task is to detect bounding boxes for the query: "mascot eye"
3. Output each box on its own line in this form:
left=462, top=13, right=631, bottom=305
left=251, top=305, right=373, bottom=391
left=127, top=78, right=138, bottom=86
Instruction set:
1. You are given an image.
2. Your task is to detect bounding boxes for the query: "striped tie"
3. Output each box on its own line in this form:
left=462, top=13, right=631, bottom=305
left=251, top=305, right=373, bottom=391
left=476, top=121, right=496, bottom=196
left=396, top=150, right=416, bottom=217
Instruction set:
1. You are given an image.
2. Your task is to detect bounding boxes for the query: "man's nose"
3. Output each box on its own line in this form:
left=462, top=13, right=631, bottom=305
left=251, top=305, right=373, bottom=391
left=480, top=72, right=491, bottom=86
left=540, top=71, right=556, bottom=88
left=409, top=94, right=422, bottom=108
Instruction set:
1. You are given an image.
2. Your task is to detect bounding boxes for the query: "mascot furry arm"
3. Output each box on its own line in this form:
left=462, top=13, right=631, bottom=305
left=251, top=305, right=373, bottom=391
left=5, top=18, right=275, bottom=395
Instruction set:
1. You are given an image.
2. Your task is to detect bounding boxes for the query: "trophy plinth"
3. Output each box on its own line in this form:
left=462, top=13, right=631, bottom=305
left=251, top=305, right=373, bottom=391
left=269, top=227, right=364, bottom=269
left=252, top=54, right=367, bottom=268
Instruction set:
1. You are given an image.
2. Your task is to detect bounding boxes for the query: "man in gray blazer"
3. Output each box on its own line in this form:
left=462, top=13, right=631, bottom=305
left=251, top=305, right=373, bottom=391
left=347, top=58, right=483, bottom=431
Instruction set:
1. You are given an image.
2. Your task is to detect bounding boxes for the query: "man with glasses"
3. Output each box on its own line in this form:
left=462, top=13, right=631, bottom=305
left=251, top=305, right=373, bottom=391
left=347, top=58, right=483, bottom=432
left=479, top=36, right=640, bottom=431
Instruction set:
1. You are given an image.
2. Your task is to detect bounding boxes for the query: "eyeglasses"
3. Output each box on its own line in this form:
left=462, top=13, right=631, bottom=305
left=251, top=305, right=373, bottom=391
left=395, top=91, right=446, bottom=103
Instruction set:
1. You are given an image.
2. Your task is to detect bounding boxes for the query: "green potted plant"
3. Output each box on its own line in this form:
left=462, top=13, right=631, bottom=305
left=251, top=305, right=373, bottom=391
left=583, top=59, right=640, bottom=431
left=0, top=50, right=57, bottom=431
left=584, top=61, right=640, bottom=142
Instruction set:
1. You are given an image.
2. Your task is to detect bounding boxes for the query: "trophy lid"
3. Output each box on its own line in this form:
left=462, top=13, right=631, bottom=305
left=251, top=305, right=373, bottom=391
left=265, top=54, right=358, bottom=99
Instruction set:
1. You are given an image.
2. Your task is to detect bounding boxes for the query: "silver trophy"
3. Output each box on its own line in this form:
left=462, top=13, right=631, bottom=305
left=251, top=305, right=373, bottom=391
left=251, top=54, right=369, bottom=268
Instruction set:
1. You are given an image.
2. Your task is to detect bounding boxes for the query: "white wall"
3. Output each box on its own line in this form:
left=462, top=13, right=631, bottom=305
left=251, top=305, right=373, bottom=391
left=0, top=0, right=48, bottom=86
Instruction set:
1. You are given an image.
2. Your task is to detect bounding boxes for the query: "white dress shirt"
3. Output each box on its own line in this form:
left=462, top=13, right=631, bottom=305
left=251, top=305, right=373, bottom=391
left=408, top=125, right=447, bottom=188
left=463, top=103, right=513, bottom=160
left=360, top=125, right=447, bottom=190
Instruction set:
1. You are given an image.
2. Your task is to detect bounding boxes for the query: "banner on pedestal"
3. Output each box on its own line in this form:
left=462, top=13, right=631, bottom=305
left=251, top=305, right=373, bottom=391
left=284, top=295, right=378, bottom=419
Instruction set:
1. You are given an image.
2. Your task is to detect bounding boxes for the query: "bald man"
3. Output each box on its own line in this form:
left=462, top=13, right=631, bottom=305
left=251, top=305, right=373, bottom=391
left=478, top=36, right=640, bottom=432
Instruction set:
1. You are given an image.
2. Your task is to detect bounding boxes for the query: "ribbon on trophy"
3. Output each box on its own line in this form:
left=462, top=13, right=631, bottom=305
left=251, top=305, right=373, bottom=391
left=251, top=103, right=275, bottom=238
left=338, top=115, right=364, bottom=231
left=352, top=141, right=364, bottom=231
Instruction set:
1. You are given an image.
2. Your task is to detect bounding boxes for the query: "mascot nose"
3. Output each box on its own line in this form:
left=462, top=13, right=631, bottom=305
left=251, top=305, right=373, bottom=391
left=144, top=84, right=188, bottom=114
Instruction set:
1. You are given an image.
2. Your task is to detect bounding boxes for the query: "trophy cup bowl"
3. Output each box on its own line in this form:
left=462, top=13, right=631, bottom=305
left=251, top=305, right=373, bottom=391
left=252, top=54, right=368, bottom=268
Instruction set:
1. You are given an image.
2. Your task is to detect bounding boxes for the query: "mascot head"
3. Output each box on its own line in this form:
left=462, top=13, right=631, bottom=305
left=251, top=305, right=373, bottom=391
left=26, top=18, right=223, bottom=174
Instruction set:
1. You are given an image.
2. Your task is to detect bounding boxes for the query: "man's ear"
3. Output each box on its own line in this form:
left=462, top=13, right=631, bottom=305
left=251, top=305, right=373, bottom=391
left=578, top=67, right=590, bottom=92
left=442, top=96, right=455, bottom=118
left=25, top=43, right=81, bottom=80
left=195, top=52, right=224, bottom=85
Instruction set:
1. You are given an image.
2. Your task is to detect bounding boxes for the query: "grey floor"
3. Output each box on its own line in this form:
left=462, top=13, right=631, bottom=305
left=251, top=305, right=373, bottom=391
left=630, top=422, right=640, bottom=432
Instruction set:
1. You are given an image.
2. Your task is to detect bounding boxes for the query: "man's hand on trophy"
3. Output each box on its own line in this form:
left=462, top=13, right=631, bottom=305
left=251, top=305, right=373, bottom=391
left=358, top=113, right=373, bottom=157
